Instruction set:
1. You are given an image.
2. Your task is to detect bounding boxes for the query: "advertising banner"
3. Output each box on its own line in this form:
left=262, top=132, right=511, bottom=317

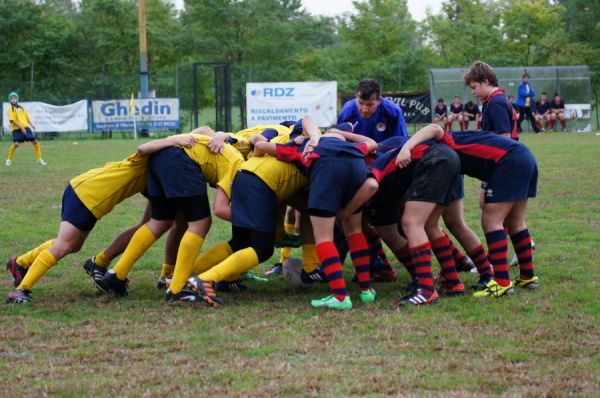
left=340, top=91, right=432, bottom=124
left=246, top=81, right=337, bottom=127
left=92, top=98, right=179, bottom=131
left=3, top=100, right=88, bottom=132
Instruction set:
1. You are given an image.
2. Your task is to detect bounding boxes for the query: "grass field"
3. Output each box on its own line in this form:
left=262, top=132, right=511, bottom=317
left=0, top=133, right=599, bottom=397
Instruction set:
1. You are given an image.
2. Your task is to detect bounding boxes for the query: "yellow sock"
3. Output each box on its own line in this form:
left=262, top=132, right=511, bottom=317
left=112, top=225, right=157, bottom=280
left=7, top=144, right=16, bottom=160
left=17, top=250, right=57, bottom=290
left=170, top=231, right=205, bottom=294
left=33, top=142, right=42, bottom=160
left=161, top=263, right=175, bottom=278
left=302, top=243, right=319, bottom=273
left=94, top=251, right=111, bottom=268
left=278, top=246, right=291, bottom=263
left=200, top=247, right=259, bottom=283
left=16, top=240, right=53, bottom=268
left=191, top=242, right=233, bottom=274
left=284, top=223, right=297, bottom=234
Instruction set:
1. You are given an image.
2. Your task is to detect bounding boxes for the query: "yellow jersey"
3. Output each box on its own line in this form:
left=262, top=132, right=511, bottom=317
left=182, top=134, right=244, bottom=199
left=69, top=153, right=148, bottom=220
left=7, top=105, right=31, bottom=131
left=239, top=155, right=308, bottom=202
left=227, top=124, right=292, bottom=158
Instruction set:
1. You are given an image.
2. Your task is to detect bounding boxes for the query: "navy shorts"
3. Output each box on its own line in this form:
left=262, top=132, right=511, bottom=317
left=406, top=144, right=461, bottom=205
left=12, top=128, right=36, bottom=142
left=484, top=146, right=538, bottom=203
left=61, top=184, right=97, bottom=232
left=147, top=147, right=207, bottom=198
left=308, top=156, right=367, bottom=217
left=231, top=171, right=278, bottom=233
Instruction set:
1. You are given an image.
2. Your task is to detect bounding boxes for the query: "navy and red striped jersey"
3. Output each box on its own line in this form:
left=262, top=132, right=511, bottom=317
left=481, top=88, right=518, bottom=139
left=440, top=131, right=521, bottom=181
left=275, top=136, right=369, bottom=175
left=368, top=141, right=433, bottom=185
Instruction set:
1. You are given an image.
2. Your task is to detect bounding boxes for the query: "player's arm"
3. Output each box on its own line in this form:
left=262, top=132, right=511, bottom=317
left=337, top=177, right=379, bottom=221
left=137, top=134, right=197, bottom=156
left=25, top=110, right=36, bottom=130
left=396, top=124, right=445, bottom=168
left=301, top=115, right=321, bottom=157
left=213, top=187, right=232, bottom=221
left=327, top=128, right=378, bottom=154
left=253, top=140, right=277, bottom=157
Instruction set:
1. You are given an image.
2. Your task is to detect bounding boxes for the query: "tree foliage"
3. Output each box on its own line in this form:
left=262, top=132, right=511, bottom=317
left=0, top=0, right=597, bottom=102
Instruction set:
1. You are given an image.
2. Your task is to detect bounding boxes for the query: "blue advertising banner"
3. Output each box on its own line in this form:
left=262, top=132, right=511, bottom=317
left=91, top=98, right=179, bottom=131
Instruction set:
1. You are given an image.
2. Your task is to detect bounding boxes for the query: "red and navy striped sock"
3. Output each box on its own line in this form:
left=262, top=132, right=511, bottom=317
left=485, top=230, right=510, bottom=287
left=467, top=244, right=493, bottom=277
left=365, top=226, right=393, bottom=269
left=443, top=230, right=467, bottom=265
left=315, top=241, right=347, bottom=301
left=347, top=233, right=372, bottom=292
left=393, top=245, right=416, bottom=284
left=410, top=242, right=434, bottom=294
left=510, top=229, right=535, bottom=280
left=431, top=236, right=460, bottom=286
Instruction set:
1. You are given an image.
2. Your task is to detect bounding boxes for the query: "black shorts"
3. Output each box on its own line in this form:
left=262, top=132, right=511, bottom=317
left=149, top=195, right=210, bottom=222
left=61, top=184, right=98, bottom=232
left=406, top=144, right=460, bottom=205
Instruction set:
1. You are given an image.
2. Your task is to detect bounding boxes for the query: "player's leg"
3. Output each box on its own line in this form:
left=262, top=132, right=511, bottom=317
left=504, top=200, right=537, bottom=289
left=157, top=211, right=187, bottom=288
left=426, top=210, right=464, bottom=296
left=7, top=222, right=90, bottom=303
left=474, top=202, right=515, bottom=298
left=559, top=113, right=567, bottom=131
left=342, top=212, right=376, bottom=302
left=397, top=200, right=440, bottom=305
left=167, top=195, right=211, bottom=298
left=84, top=201, right=152, bottom=287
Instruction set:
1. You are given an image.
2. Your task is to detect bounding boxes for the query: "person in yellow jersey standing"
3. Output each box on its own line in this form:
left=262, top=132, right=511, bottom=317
left=5, top=91, right=46, bottom=166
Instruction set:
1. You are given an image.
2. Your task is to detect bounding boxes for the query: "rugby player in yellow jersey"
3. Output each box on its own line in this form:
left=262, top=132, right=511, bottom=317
left=185, top=136, right=310, bottom=306
left=100, top=134, right=245, bottom=301
left=5, top=92, right=46, bottom=166
left=5, top=134, right=197, bottom=303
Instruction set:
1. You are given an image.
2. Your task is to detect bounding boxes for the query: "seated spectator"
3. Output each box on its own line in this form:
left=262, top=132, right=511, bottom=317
left=550, top=93, right=567, bottom=131
left=448, top=96, right=464, bottom=131
left=433, top=98, right=448, bottom=130
left=463, top=101, right=481, bottom=130
left=534, top=92, right=551, bottom=132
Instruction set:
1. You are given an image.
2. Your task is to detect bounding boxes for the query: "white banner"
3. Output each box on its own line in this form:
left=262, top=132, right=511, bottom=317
left=246, top=81, right=337, bottom=127
left=92, top=98, right=179, bottom=131
left=3, top=100, right=88, bottom=132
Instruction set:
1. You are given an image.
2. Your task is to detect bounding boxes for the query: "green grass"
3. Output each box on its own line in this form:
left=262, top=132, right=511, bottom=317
left=1, top=133, right=599, bottom=396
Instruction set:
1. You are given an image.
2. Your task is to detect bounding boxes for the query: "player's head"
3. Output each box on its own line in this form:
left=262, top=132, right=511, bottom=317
left=453, top=95, right=461, bottom=104
left=437, top=98, right=445, bottom=105
left=540, top=92, right=548, bottom=101
left=508, top=95, right=514, bottom=102
left=355, top=78, right=381, bottom=119
left=464, top=61, right=498, bottom=101
left=553, top=93, right=561, bottom=102
left=522, top=73, right=530, bottom=82
left=465, top=100, right=475, bottom=109
left=8, top=91, right=19, bottom=104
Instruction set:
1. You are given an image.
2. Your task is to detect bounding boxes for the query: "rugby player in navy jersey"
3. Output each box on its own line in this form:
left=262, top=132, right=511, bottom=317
left=367, top=124, right=462, bottom=305
left=338, top=78, right=408, bottom=141
left=463, top=101, right=481, bottom=130
left=264, top=120, right=380, bottom=310
left=433, top=98, right=448, bottom=130
left=550, top=93, right=568, bottom=131
left=397, top=127, right=539, bottom=298
left=448, top=96, right=465, bottom=131
left=534, top=92, right=551, bottom=132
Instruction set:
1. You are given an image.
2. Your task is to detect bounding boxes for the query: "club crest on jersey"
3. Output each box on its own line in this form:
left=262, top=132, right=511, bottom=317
left=376, top=122, right=386, bottom=132
left=486, top=189, right=494, bottom=198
